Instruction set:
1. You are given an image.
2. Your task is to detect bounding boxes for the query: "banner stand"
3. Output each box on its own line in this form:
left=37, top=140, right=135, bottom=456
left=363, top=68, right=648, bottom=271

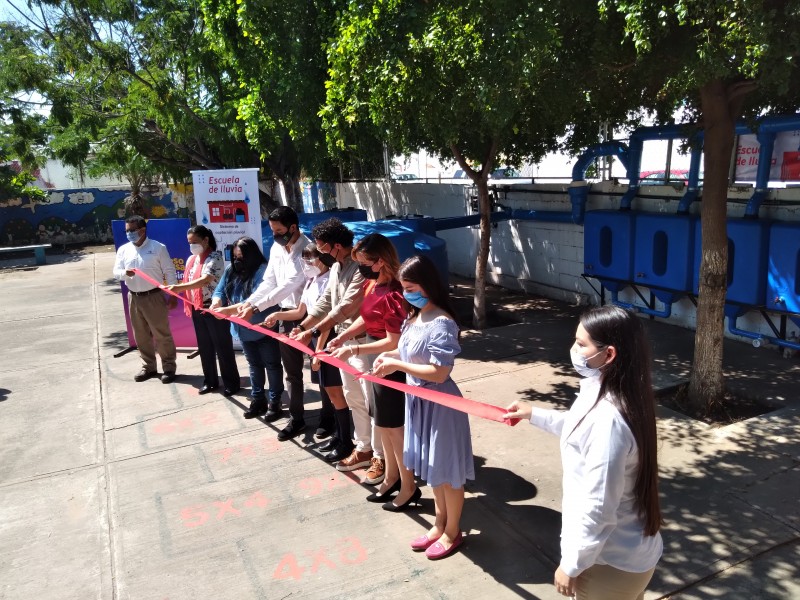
left=113, top=346, right=138, bottom=358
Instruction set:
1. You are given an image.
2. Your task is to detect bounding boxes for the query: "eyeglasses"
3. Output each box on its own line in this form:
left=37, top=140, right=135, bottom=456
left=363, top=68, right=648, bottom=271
left=302, top=258, right=318, bottom=264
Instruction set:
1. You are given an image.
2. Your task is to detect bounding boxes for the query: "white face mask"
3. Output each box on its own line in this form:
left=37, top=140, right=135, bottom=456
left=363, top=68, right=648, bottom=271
left=570, top=347, right=606, bottom=378
left=301, top=262, right=321, bottom=279
left=189, top=243, right=204, bottom=256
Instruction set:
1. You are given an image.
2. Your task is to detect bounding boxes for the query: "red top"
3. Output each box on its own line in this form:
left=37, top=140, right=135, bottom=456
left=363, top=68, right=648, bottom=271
left=360, top=280, right=406, bottom=339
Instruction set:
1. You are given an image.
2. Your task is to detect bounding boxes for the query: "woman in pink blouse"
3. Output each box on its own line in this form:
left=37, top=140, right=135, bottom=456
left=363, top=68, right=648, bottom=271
left=167, top=225, right=240, bottom=395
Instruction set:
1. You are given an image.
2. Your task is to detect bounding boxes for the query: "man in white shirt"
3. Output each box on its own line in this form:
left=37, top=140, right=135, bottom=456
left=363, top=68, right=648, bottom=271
left=112, top=215, right=179, bottom=383
left=237, top=207, right=308, bottom=440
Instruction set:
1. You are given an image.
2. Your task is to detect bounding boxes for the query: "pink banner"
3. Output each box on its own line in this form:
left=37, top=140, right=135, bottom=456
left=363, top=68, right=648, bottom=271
left=133, top=268, right=519, bottom=425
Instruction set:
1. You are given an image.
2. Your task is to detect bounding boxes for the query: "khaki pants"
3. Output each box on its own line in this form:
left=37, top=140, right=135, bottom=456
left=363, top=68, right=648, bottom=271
left=339, top=338, right=382, bottom=458
left=129, top=291, right=177, bottom=373
left=575, top=564, right=656, bottom=600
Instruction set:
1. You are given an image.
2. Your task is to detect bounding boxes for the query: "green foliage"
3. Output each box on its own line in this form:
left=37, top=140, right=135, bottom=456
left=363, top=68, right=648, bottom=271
left=0, top=22, right=49, bottom=203
left=321, top=0, right=652, bottom=172
left=200, top=0, right=385, bottom=181
left=597, top=0, right=800, bottom=120
left=0, top=162, right=47, bottom=203
left=1, top=1, right=260, bottom=188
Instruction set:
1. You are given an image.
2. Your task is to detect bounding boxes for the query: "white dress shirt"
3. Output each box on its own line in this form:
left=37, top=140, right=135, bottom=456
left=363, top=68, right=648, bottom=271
left=530, top=375, right=663, bottom=577
left=246, top=233, right=309, bottom=311
left=113, top=237, right=177, bottom=292
left=299, top=271, right=330, bottom=311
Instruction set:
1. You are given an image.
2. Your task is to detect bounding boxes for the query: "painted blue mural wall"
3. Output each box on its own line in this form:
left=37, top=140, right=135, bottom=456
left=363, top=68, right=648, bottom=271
left=0, top=185, right=193, bottom=247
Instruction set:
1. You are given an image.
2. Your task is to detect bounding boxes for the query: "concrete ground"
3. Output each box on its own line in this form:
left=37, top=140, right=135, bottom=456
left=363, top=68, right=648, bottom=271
left=0, top=249, right=798, bottom=600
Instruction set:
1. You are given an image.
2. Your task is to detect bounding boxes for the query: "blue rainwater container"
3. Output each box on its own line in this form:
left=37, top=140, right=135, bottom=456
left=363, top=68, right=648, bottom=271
left=633, top=213, right=696, bottom=299
left=766, top=222, right=800, bottom=313
left=382, top=216, right=438, bottom=237
left=692, top=218, right=771, bottom=305
left=583, top=210, right=635, bottom=292
left=345, top=221, right=417, bottom=259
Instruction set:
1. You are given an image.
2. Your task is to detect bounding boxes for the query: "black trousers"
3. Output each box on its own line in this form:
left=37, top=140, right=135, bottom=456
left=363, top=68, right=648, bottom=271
left=191, top=308, right=240, bottom=390
left=279, top=319, right=305, bottom=422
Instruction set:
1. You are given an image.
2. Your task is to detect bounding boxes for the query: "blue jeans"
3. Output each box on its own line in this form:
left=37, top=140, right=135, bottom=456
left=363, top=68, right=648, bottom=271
left=240, top=336, right=284, bottom=404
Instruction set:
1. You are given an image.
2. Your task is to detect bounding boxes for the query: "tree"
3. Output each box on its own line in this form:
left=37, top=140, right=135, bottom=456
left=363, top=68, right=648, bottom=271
left=599, top=0, right=800, bottom=412
left=1, top=0, right=262, bottom=196
left=199, top=0, right=387, bottom=211
left=323, top=0, right=632, bottom=328
left=0, top=22, right=49, bottom=207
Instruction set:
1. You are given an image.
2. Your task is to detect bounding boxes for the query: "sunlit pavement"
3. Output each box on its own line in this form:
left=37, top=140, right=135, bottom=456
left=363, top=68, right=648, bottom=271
left=0, top=251, right=797, bottom=600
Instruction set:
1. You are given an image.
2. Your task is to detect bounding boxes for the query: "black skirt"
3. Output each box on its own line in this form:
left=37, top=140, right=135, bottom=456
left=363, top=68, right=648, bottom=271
left=371, top=370, right=405, bottom=428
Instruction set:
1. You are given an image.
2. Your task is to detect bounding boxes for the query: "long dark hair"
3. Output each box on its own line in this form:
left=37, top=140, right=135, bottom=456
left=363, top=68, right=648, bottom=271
left=353, top=233, right=401, bottom=281
left=225, top=236, right=266, bottom=300
left=580, top=305, right=662, bottom=536
left=397, top=255, right=457, bottom=322
left=187, top=224, right=217, bottom=250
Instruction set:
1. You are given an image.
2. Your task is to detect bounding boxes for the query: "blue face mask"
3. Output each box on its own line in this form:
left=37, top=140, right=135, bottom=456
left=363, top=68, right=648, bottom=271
left=403, top=290, right=429, bottom=308
left=126, top=230, right=141, bottom=243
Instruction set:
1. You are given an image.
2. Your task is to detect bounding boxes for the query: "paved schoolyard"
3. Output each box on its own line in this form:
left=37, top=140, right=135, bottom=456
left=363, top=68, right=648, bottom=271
left=0, top=249, right=798, bottom=599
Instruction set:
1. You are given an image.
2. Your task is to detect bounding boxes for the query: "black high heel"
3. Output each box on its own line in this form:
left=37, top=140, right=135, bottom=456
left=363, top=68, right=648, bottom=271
left=366, top=479, right=401, bottom=503
left=382, top=487, right=421, bottom=512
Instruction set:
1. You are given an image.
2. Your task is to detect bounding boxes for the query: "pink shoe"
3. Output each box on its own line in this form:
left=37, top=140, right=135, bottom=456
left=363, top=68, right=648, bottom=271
left=425, top=531, right=463, bottom=560
left=410, top=534, right=440, bottom=551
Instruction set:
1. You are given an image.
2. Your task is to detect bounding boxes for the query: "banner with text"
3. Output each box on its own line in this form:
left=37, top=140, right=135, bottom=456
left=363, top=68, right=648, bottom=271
left=735, top=130, right=800, bottom=181
left=191, top=168, right=263, bottom=260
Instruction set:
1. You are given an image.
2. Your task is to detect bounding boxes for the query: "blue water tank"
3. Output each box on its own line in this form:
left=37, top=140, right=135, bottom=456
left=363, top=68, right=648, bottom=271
left=413, top=233, right=449, bottom=286
left=583, top=211, right=635, bottom=292
left=766, top=222, right=800, bottom=313
left=692, top=218, right=771, bottom=305
left=301, top=182, right=337, bottom=213
left=633, top=213, right=696, bottom=295
left=382, top=216, right=438, bottom=237
left=345, top=221, right=417, bottom=259
left=265, top=214, right=450, bottom=288
left=298, top=208, right=368, bottom=231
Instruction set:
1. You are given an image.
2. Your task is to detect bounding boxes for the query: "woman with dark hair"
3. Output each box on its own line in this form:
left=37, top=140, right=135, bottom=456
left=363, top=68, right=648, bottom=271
left=372, top=254, right=473, bottom=560
left=167, top=225, right=239, bottom=395
left=211, top=237, right=283, bottom=419
left=328, top=233, right=408, bottom=495
left=505, top=305, right=663, bottom=600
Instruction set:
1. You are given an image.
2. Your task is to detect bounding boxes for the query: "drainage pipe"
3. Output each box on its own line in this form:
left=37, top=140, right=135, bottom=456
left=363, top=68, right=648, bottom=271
left=725, top=305, right=800, bottom=351
left=610, top=290, right=673, bottom=319
left=433, top=211, right=512, bottom=231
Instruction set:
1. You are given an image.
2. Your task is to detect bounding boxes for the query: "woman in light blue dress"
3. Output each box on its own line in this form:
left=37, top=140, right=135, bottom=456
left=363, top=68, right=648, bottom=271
left=373, top=255, right=473, bottom=561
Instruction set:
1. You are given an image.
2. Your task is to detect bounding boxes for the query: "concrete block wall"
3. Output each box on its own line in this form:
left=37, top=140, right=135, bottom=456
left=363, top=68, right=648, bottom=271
left=336, top=180, right=800, bottom=347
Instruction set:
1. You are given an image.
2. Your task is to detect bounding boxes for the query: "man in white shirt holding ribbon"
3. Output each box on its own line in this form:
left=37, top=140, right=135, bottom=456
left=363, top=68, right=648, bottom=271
left=112, top=215, right=179, bottom=383
left=237, top=206, right=309, bottom=440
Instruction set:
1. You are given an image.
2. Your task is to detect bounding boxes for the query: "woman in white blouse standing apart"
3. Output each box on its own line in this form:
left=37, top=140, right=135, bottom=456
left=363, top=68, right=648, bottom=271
left=505, top=305, right=662, bottom=600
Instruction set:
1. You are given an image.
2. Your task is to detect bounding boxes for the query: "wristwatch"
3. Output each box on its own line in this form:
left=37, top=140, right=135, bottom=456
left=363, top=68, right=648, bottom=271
left=297, top=323, right=306, bottom=332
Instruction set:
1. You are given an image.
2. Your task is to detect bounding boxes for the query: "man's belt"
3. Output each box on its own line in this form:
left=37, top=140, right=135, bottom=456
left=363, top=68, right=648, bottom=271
left=130, top=287, right=162, bottom=296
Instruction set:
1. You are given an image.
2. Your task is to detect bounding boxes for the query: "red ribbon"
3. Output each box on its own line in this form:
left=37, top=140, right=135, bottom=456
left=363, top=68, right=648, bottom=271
left=133, top=269, right=518, bottom=425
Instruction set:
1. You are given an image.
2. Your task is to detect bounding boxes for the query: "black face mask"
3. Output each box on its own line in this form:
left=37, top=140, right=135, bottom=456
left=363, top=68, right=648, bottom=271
left=358, top=264, right=380, bottom=280
left=233, top=258, right=246, bottom=273
left=318, top=252, right=336, bottom=268
left=273, top=228, right=293, bottom=247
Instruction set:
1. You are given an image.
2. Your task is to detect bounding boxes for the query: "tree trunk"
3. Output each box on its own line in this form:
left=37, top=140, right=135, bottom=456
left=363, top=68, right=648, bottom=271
left=281, top=174, right=304, bottom=213
left=687, top=79, right=735, bottom=414
left=449, top=140, right=497, bottom=329
left=473, top=178, right=492, bottom=329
